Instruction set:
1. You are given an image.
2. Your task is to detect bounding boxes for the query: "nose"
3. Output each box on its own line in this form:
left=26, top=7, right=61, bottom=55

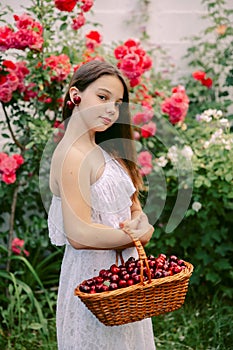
left=105, top=102, right=116, bottom=115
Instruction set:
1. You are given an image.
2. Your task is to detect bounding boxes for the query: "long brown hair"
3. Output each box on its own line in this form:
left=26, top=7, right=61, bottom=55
left=62, top=60, right=143, bottom=193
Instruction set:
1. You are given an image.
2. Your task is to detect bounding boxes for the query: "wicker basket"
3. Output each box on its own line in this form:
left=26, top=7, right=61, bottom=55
left=74, top=232, right=194, bottom=326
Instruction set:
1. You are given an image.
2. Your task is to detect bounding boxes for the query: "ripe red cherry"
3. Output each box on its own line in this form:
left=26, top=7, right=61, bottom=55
left=177, top=259, right=185, bottom=266
left=120, top=270, right=128, bottom=278
left=127, top=257, right=136, bottom=262
left=95, top=284, right=103, bottom=292
left=110, top=264, right=120, bottom=274
left=170, top=255, right=178, bottom=262
left=80, top=285, right=91, bottom=293
left=111, top=274, right=120, bottom=282
left=148, top=260, right=156, bottom=268
left=127, top=279, right=135, bottom=286
left=109, top=282, right=118, bottom=290
left=133, top=275, right=141, bottom=283
left=173, top=265, right=182, bottom=274
left=127, top=266, right=135, bottom=274
left=99, top=269, right=107, bottom=277
left=123, top=273, right=130, bottom=281
left=118, top=280, right=127, bottom=288
left=159, top=253, right=167, bottom=260
left=95, top=276, right=104, bottom=284
left=101, top=285, right=109, bottom=292
left=155, top=271, right=163, bottom=279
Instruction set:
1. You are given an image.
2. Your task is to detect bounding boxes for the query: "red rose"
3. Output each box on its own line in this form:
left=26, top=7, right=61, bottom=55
left=114, top=45, right=128, bottom=60
left=118, top=53, right=142, bottom=79
left=124, top=38, right=140, bottom=48
left=0, top=26, right=13, bottom=50
left=54, top=0, right=77, bottom=12
left=85, top=30, right=102, bottom=43
left=201, top=77, right=213, bottom=88
left=130, top=76, right=141, bottom=87
left=192, top=71, right=213, bottom=88
left=192, top=71, right=206, bottom=81
left=81, top=0, right=94, bottom=12
left=141, top=121, right=157, bottom=138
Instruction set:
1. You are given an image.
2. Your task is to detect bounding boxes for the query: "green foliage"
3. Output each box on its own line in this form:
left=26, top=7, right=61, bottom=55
left=153, top=288, right=233, bottom=350
left=145, top=109, right=233, bottom=298
left=182, top=0, right=233, bottom=117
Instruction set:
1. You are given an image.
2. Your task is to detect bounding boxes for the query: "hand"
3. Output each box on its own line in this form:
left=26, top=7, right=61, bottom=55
left=120, top=212, right=154, bottom=245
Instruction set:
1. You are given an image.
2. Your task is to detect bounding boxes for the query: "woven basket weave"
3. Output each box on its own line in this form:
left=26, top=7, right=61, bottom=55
left=74, top=232, right=194, bottom=326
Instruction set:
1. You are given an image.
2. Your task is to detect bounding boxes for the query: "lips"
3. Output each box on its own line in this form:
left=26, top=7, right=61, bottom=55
left=100, top=116, right=112, bottom=124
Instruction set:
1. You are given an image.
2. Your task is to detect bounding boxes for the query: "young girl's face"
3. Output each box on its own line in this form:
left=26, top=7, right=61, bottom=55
left=70, top=74, right=124, bottom=133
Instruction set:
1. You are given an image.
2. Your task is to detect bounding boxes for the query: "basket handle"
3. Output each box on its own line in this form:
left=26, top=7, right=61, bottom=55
left=123, top=231, right=152, bottom=285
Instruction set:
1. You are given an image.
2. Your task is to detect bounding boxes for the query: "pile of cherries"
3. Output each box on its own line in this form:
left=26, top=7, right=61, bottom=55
left=77, top=254, right=186, bottom=294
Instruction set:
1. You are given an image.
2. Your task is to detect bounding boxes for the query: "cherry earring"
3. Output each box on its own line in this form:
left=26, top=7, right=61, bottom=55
left=66, top=100, right=75, bottom=109
left=73, top=95, right=81, bottom=105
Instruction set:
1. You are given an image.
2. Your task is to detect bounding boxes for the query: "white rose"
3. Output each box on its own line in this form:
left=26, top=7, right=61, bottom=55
left=192, top=201, right=202, bottom=212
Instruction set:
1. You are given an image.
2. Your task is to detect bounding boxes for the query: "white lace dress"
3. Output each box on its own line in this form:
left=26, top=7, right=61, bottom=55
left=48, top=149, right=156, bottom=350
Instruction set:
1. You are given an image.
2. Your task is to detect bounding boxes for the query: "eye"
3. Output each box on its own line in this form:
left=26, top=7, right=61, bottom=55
left=115, top=101, right=122, bottom=108
left=98, top=95, right=107, bottom=101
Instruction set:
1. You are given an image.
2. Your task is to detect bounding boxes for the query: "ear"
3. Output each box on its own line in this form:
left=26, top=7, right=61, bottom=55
left=69, top=86, right=80, bottom=99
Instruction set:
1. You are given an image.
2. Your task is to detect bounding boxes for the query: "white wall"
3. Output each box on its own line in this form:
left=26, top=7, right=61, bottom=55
left=0, top=0, right=232, bottom=149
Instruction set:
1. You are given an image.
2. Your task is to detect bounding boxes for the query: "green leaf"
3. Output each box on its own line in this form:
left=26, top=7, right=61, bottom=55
left=225, top=173, right=232, bottom=182
left=28, top=322, right=43, bottom=330
left=213, top=259, right=231, bottom=270
left=60, top=23, right=68, bottom=31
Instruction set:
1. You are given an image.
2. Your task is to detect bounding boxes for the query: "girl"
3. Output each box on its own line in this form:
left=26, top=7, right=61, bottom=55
left=48, top=60, right=156, bottom=349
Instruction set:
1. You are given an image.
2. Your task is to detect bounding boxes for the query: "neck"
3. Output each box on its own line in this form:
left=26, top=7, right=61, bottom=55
left=64, top=111, right=96, bottom=148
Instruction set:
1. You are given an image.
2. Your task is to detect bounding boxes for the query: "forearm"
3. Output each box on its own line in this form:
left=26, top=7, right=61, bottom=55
left=63, top=213, right=143, bottom=249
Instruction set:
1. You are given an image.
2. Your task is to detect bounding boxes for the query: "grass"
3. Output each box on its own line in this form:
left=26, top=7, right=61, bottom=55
left=1, top=285, right=232, bottom=349
left=152, top=287, right=233, bottom=350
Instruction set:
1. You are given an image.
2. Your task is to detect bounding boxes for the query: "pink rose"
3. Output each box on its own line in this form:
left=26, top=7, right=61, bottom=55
left=133, top=131, right=140, bottom=140
left=161, top=87, right=189, bottom=124
left=0, top=156, right=17, bottom=175
left=2, top=172, right=16, bottom=184
left=139, top=165, right=153, bottom=176
left=72, top=12, right=86, bottom=30
left=0, top=86, right=13, bottom=103
left=12, top=154, right=24, bottom=168
left=0, top=153, right=24, bottom=184
left=137, top=151, right=152, bottom=167
left=11, top=237, right=30, bottom=256
left=44, top=54, right=71, bottom=82
left=132, top=112, right=145, bottom=125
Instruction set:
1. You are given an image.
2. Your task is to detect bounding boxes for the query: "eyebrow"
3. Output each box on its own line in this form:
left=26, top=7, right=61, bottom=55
left=98, top=88, right=123, bottom=101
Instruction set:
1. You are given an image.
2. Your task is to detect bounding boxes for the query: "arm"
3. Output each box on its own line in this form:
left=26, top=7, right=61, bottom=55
left=59, top=147, right=147, bottom=250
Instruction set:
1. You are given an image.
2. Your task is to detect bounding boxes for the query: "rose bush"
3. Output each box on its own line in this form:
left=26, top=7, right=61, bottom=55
left=0, top=0, right=233, bottom=346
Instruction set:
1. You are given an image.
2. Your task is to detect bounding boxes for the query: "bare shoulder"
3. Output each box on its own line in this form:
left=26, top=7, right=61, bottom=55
left=50, top=144, right=91, bottom=194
